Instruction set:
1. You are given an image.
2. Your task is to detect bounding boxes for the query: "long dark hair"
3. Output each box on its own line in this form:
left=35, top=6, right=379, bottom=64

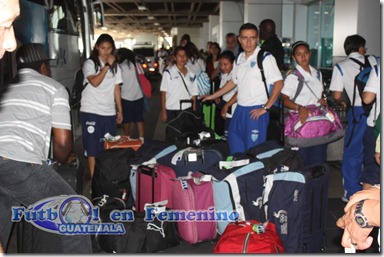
left=90, top=33, right=117, bottom=74
left=184, top=41, right=203, bottom=64
left=117, top=47, right=136, bottom=68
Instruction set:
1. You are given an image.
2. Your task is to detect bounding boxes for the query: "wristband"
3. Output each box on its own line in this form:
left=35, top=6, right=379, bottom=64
left=105, top=63, right=111, bottom=67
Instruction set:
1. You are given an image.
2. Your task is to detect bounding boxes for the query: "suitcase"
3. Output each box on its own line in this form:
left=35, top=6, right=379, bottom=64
left=213, top=220, right=284, bottom=253
left=135, top=164, right=176, bottom=212
left=262, top=164, right=330, bottom=253
left=130, top=143, right=177, bottom=204
left=104, top=136, right=143, bottom=151
left=157, top=147, right=224, bottom=177
left=172, top=172, right=217, bottom=244
left=53, top=157, right=84, bottom=194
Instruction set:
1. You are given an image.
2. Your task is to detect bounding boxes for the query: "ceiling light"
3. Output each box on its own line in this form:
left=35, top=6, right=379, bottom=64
left=154, top=22, right=160, bottom=26
left=101, top=27, right=108, bottom=30
left=148, top=16, right=155, bottom=20
left=138, top=5, right=147, bottom=11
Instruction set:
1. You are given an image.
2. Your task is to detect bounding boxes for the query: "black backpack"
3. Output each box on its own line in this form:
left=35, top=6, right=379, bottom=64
left=92, top=148, right=136, bottom=207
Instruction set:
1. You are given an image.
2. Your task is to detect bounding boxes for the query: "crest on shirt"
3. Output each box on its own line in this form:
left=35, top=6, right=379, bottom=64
left=250, top=61, right=256, bottom=68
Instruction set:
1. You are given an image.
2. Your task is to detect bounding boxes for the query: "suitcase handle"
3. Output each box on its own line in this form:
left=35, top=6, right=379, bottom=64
left=138, top=165, right=157, bottom=178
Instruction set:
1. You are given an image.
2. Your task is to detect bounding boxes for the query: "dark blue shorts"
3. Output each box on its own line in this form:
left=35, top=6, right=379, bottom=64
left=122, top=98, right=144, bottom=123
left=80, top=112, right=116, bottom=157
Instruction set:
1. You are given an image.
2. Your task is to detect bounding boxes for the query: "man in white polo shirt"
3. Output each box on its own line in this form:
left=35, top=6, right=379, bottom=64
left=202, top=23, right=283, bottom=154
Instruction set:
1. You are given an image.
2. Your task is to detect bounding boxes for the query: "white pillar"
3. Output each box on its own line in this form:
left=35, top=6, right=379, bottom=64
left=209, top=15, right=220, bottom=43
left=244, top=0, right=283, bottom=37
left=219, top=1, right=244, bottom=48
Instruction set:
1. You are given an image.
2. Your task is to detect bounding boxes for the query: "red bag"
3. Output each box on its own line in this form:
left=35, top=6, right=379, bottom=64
left=136, top=63, right=152, bottom=98
left=213, top=220, right=284, bottom=253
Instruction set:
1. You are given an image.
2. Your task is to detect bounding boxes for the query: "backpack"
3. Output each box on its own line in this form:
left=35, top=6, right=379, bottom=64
left=71, top=59, right=97, bottom=108
left=337, top=55, right=378, bottom=116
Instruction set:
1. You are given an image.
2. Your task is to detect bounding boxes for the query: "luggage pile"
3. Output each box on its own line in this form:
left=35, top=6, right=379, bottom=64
left=88, top=103, right=330, bottom=253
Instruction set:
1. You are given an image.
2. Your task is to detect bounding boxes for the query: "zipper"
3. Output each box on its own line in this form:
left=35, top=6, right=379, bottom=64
left=242, top=233, right=251, bottom=253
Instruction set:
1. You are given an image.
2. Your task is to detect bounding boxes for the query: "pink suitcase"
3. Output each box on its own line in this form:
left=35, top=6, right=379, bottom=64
left=135, top=164, right=176, bottom=212
left=172, top=172, right=217, bottom=244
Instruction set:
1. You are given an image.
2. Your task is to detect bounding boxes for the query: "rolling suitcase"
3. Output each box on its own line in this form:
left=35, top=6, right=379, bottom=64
left=262, top=164, right=330, bottom=253
left=172, top=172, right=217, bottom=244
left=52, top=156, right=84, bottom=194
left=135, top=163, right=176, bottom=212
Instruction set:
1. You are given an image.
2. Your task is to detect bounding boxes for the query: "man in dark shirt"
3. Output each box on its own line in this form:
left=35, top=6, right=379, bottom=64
left=259, top=19, right=285, bottom=71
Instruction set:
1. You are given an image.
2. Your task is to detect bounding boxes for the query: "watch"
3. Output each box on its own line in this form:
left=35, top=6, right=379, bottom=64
left=354, top=199, right=373, bottom=228
left=262, top=105, right=270, bottom=112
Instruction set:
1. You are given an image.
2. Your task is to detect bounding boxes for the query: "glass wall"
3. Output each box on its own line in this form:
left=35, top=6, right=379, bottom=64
left=307, top=0, right=335, bottom=68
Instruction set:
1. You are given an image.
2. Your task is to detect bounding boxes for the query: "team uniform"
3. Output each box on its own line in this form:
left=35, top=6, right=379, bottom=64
left=219, top=70, right=237, bottom=138
left=0, top=68, right=92, bottom=252
left=228, top=46, right=282, bottom=154
left=80, top=58, right=123, bottom=157
left=160, top=64, right=198, bottom=122
left=282, top=64, right=327, bottom=165
left=119, top=60, right=144, bottom=123
left=329, top=52, right=368, bottom=200
left=361, top=66, right=380, bottom=186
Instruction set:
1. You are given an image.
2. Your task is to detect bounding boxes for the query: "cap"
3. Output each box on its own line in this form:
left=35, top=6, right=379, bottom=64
left=291, top=41, right=310, bottom=55
left=16, top=43, right=51, bottom=65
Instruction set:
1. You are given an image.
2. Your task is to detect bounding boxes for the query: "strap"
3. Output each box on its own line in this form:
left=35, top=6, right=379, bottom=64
left=134, top=62, right=146, bottom=96
left=257, top=49, right=269, bottom=98
left=291, top=68, right=322, bottom=102
left=290, top=69, right=304, bottom=102
left=178, top=71, right=192, bottom=97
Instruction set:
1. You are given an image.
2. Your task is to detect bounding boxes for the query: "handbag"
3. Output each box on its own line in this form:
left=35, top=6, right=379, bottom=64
left=135, top=63, right=151, bottom=112
left=196, top=61, right=211, bottom=96
left=135, top=63, right=152, bottom=98
left=214, top=220, right=284, bottom=253
left=284, top=105, right=344, bottom=148
left=103, top=135, right=143, bottom=151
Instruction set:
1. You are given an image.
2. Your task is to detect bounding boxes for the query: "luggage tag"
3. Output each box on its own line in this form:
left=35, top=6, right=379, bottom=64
left=219, top=159, right=250, bottom=169
left=184, top=148, right=204, bottom=164
left=198, top=131, right=211, bottom=140
left=171, top=147, right=193, bottom=165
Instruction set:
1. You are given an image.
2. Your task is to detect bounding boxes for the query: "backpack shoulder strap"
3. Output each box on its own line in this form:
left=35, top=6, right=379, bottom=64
left=289, top=69, right=305, bottom=102
left=349, top=57, right=365, bottom=68
left=257, top=49, right=271, bottom=98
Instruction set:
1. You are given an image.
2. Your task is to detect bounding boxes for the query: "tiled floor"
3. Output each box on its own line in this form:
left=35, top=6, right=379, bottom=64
left=5, top=75, right=380, bottom=254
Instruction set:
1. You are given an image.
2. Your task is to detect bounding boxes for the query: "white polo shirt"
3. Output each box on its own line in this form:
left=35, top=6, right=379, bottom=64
left=329, top=52, right=375, bottom=107
left=220, top=70, right=237, bottom=118
left=364, top=66, right=380, bottom=127
left=160, top=65, right=198, bottom=110
left=282, top=64, right=323, bottom=107
left=119, top=60, right=143, bottom=101
left=81, top=58, right=123, bottom=115
left=232, top=46, right=283, bottom=106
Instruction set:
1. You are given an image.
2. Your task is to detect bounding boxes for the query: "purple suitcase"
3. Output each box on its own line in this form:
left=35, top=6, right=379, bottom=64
left=135, top=164, right=176, bottom=212
left=172, top=172, right=217, bottom=244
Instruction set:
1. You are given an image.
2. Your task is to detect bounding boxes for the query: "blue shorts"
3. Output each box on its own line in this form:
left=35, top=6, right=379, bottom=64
left=80, top=112, right=116, bottom=157
left=228, top=104, right=269, bottom=154
left=122, top=98, right=144, bottom=123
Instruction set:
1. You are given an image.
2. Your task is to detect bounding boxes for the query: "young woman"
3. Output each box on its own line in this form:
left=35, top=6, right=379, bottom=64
left=117, top=47, right=145, bottom=142
left=217, top=50, right=237, bottom=139
left=160, top=46, right=198, bottom=135
left=281, top=41, right=328, bottom=166
left=80, top=33, right=123, bottom=178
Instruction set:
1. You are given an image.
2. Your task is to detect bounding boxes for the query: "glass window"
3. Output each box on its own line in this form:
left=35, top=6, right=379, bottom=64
left=307, top=0, right=335, bottom=68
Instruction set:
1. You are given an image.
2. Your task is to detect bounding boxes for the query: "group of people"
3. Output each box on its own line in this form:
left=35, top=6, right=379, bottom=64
left=0, top=0, right=380, bottom=253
